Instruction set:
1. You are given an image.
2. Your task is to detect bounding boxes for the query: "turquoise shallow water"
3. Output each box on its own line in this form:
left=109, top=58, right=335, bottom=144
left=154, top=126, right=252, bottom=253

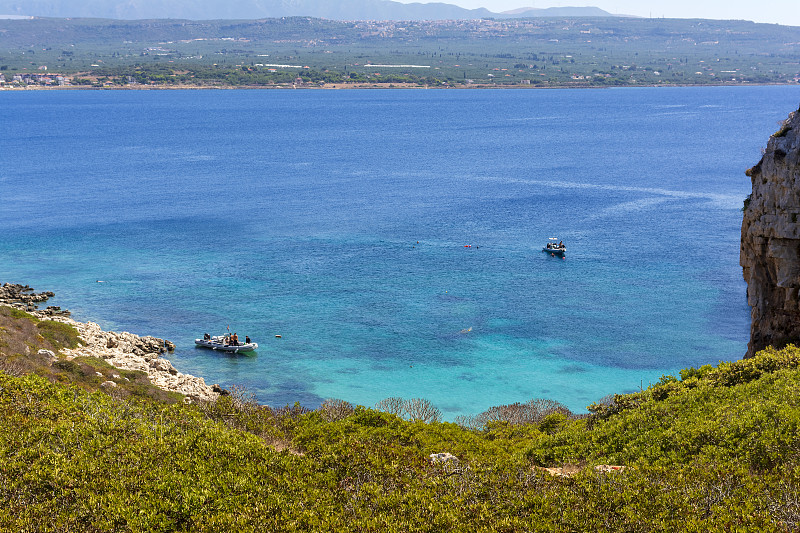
left=2, top=86, right=800, bottom=417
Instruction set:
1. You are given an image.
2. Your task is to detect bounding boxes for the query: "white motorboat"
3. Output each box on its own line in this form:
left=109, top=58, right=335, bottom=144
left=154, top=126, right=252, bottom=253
left=195, top=334, right=258, bottom=353
left=543, top=238, right=566, bottom=255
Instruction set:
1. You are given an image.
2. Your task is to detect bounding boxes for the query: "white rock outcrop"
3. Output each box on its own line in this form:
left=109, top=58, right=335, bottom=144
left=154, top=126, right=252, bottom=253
left=429, top=452, right=459, bottom=464
left=45, top=315, right=218, bottom=402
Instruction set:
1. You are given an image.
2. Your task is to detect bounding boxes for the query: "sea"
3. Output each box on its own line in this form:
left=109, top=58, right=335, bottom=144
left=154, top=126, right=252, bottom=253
left=2, top=85, right=800, bottom=419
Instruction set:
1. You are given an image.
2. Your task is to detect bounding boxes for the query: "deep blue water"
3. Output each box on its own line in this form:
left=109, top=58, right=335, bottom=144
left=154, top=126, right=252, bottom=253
left=3, top=86, right=800, bottom=418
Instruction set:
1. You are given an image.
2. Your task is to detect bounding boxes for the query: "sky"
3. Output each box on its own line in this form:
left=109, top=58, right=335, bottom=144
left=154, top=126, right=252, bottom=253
left=395, top=0, right=800, bottom=26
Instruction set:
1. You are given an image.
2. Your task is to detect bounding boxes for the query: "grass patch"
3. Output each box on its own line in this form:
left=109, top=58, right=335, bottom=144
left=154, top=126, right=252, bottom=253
left=36, top=320, right=82, bottom=350
left=1, top=306, right=38, bottom=321
left=0, top=306, right=46, bottom=357
left=0, top=306, right=81, bottom=356
left=774, top=123, right=792, bottom=138
left=73, top=355, right=114, bottom=371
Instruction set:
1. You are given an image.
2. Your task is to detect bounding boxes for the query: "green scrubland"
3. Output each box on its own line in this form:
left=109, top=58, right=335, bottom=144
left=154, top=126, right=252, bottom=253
left=2, top=306, right=800, bottom=531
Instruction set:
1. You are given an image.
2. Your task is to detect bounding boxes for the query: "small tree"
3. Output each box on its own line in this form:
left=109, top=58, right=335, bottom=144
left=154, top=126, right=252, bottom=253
left=404, top=398, right=442, bottom=423
left=472, top=398, right=571, bottom=429
left=375, top=397, right=442, bottom=423
left=374, top=397, right=405, bottom=417
left=319, top=398, right=354, bottom=422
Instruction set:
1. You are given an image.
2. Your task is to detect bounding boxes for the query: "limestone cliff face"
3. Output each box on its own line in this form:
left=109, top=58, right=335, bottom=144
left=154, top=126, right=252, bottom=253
left=741, top=106, right=800, bottom=357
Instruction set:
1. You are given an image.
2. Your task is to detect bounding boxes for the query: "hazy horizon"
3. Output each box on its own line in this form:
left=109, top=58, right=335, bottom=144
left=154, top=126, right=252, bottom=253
left=2, top=0, right=800, bottom=25
left=2, top=0, right=799, bottom=25
left=395, top=0, right=800, bottom=26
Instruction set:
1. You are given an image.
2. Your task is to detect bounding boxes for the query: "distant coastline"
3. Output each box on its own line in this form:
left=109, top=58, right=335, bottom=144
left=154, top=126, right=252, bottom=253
left=2, top=81, right=797, bottom=91
left=2, top=16, right=798, bottom=90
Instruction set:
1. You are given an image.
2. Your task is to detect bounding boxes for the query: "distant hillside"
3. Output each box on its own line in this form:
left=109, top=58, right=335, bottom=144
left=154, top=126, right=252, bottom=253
left=1, top=15, right=798, bottom=88
left=0, top=0, right=615, bottom=21
left=501, top=6, right=614, bottom=17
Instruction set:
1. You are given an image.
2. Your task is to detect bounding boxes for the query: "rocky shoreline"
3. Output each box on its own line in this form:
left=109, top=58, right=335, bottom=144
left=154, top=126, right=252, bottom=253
left=1, top=282, right=220, bottom=402
left=0, top=282, right=64, bottom=315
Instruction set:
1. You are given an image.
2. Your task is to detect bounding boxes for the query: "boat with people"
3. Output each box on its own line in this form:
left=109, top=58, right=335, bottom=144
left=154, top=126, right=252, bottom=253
left=543, top=238, right=566, bottom=255
left=195, top=333, right=258, bottom=353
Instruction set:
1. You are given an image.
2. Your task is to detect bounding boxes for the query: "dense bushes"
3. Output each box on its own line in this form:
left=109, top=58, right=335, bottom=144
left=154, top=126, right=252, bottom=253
left=3, top=339, right=800, bottom=529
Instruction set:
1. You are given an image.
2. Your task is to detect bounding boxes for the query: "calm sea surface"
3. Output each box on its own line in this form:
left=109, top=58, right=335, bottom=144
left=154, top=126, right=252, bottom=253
left=3, top=86, right=800, bottom=418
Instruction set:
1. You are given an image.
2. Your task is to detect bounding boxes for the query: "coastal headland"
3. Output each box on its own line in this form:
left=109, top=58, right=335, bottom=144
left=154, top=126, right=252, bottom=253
left=0, top=282, right=219, bottom=402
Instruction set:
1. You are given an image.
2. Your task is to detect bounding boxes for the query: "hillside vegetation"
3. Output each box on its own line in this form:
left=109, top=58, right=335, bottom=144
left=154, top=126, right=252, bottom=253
left=1, top=16, right=798, bottom=87
left=2, top=306, right=800, bottom=530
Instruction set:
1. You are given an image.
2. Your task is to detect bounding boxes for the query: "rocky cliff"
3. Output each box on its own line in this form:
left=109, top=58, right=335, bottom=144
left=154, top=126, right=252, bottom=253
left=741, top=106, right=800, bottom=357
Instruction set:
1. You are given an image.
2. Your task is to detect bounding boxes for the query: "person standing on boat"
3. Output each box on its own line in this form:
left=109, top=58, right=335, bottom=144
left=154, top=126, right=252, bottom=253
left=232, top=333, right=239, bottom=346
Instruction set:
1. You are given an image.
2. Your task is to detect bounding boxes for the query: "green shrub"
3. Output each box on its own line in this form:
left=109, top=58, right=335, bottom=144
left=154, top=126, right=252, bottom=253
left=52, top=359, right=79, bottom=374
left=650, top=380, right=682, bottom=401
left=351, top=406, right=395, bottom=427
left=679, top=364, right=715, bottom=381
left=36, top=320, right=81, bottom=350
left=538, top=412, right=568, bottom=434
left=774, top=122, right=792, bottom=138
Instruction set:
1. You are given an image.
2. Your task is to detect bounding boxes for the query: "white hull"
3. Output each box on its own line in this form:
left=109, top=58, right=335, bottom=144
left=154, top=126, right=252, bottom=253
left=543, top=246, right=565, bottom=254
left=195, top=338, right=258, bottom=353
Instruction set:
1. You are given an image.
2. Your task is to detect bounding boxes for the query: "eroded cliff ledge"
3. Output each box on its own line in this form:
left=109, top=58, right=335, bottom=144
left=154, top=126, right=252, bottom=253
left=741, top=106, right=800, bottom=357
